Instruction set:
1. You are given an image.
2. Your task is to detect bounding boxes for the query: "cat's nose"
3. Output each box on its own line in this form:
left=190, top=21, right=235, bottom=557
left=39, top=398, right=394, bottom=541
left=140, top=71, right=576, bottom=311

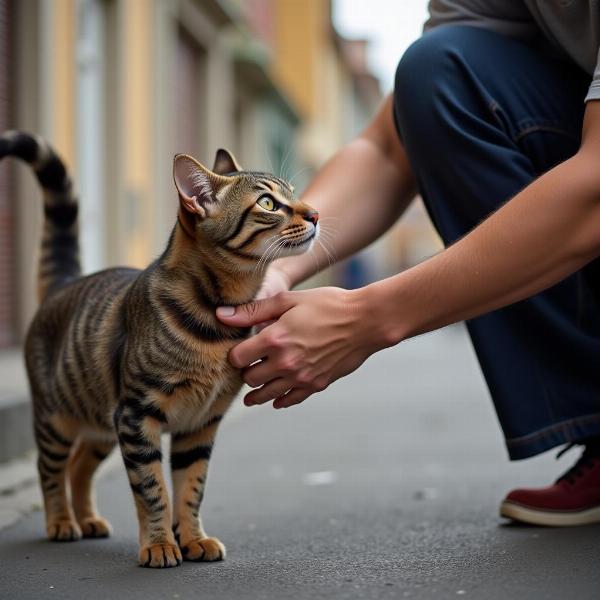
left=303, top=210, right=319, bottom=226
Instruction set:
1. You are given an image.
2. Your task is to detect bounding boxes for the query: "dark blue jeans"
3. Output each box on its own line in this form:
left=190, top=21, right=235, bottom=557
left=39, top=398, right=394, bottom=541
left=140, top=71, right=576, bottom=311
left=393, top=25, right=600, bottom=460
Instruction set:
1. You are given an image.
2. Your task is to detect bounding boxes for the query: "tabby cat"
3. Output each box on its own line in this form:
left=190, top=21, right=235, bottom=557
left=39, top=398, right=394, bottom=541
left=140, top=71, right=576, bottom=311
left=0, top=131, right=318, bottom=568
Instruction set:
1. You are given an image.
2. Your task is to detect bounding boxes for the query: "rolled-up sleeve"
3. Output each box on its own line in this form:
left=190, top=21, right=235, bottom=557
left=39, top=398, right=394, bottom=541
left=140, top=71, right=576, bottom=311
left=585, top=48, right=600, bottom=102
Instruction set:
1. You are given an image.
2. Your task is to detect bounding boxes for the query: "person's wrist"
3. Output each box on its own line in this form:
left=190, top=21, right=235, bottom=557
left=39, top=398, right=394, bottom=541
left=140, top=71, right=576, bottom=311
left=352, top=281, right=407, bottom=350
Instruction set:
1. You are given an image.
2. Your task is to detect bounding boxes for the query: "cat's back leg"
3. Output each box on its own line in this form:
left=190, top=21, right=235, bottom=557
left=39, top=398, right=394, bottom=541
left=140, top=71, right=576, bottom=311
left=27, top=324, right=82, bottom=541
left=69, top=436, right=116, bottom=538
left=33, top=411, right=82, bottom=541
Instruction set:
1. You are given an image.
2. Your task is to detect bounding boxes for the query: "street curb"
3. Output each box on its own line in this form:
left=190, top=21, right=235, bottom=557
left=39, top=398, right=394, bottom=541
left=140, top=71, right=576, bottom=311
left=0, top=396, right=34, bottom=463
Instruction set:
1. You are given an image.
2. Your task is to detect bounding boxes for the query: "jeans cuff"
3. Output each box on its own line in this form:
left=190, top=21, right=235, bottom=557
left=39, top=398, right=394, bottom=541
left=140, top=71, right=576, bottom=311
left=505, top=413, right=600, bottom=460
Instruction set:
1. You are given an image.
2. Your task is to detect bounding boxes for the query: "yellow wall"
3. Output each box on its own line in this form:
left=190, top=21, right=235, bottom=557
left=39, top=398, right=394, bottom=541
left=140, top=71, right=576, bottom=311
left=272, top=0, right=348, bottom=165
left=121, top=0, right=154, bottom=267
left=272, top=0, right=328, bottom=119
left=50, top=0, right=76, bottom=170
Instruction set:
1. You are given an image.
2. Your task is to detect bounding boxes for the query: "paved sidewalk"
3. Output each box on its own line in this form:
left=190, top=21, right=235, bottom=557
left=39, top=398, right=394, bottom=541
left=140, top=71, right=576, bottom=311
left=0, top=349, right=32, bottom=462
left=1, top=326, right=598, bottom=599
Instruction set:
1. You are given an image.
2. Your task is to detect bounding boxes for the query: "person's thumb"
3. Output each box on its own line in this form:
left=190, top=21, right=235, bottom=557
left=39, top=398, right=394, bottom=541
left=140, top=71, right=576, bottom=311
left=216, top=293, right=294, bottom=327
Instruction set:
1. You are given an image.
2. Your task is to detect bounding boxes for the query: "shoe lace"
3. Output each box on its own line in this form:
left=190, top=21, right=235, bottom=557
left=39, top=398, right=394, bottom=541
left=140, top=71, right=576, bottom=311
left=555, top=442, right=599, bottom=485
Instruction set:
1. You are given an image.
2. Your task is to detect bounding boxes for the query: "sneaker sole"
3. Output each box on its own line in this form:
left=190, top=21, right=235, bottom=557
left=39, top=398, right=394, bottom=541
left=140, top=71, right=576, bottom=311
left=500, top=500, right=600, bottom=527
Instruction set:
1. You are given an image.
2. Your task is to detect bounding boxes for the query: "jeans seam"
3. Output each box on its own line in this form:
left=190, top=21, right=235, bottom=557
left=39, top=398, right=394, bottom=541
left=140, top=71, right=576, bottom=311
left=488, top=99, right=515, bottom=140
left=488, top=99, right=580, bottom=144
left=506, top=413, right=600, bottom=447
left=513, top=124, right=580, bottom=143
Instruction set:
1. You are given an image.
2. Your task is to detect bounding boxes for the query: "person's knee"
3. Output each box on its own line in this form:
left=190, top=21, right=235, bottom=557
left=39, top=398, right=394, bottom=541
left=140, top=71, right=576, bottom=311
left=393, top=27, right=472, bottom=141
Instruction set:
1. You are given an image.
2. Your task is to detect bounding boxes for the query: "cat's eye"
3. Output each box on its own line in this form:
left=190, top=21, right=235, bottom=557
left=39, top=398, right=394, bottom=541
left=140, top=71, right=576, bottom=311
left=257, top=195, right=278, bottom=211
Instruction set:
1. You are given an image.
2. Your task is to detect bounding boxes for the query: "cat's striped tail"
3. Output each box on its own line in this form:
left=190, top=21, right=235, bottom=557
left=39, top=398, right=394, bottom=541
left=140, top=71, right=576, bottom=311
left=0, top=131, right=80, bottom=301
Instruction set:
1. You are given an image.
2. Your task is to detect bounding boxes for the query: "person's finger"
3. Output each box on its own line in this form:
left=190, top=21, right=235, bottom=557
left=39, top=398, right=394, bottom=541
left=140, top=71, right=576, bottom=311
left=216, top=293, right=294, bottom=327
left=227, top=332, right=270, bottom=368
left=273, top=388, right=312, bottom=409
left=255, top=319, right=276, bottom=332
left=242, top=358, right=278, bottom=388
left=244, top=378, right=291, bottom=406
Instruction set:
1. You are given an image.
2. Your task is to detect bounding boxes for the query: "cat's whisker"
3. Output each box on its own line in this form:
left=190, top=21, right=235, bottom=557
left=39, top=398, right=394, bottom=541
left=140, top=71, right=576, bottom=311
left=288, top=166, right=311, bottom=186
left=317, top=221, right=340, bottom=232
left=316, top=237, right=336, bottom=267
left=255, top=235, right=283, bottom=275
left=308, top=245, right=321, bottom=273
left=258, top=240, right=283, bottom=276
left=267, top=238, right=290, bottom=273
left=316, top=229, right=338, bottom=250
left=316, top=230, right=337, bottom=251
left=316, top=226, right=340, bottom=239
left=319, top=246, right=334, bottom=270
left=271, top=238, right=291, bottom=266
left=263, top=145, right=275, bottom=176
left=278, top=140, right=293, bottom=181
left=257, top=234, right=288, bottom=274
left=317, top=227, right=337, bottom=241
left=317, top=221, right=341, bottom=233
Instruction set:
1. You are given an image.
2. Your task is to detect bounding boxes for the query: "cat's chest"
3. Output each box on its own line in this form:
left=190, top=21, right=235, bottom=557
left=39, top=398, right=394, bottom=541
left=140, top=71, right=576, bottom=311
left=150, top=343, right=242, bottom=432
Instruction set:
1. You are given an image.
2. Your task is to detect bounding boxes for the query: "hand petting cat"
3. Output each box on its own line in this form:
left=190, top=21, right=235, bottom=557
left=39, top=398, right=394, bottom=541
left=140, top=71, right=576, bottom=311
left=216, top=283, right=391, bottom=409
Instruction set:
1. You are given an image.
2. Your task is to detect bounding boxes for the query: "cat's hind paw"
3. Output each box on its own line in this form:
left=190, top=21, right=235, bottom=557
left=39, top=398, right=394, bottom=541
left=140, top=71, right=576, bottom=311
left=180, top=537, right=226, bottom=562
left=79, top=516, right=112, bottom=538
left=47, top=519, right=82, bottom=542
left=139, top=543, right=183, bottom=568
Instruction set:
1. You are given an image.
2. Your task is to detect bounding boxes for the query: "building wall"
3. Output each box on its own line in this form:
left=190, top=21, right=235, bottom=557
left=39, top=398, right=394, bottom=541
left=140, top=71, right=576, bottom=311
left=0, top=0, right=14, bottom=348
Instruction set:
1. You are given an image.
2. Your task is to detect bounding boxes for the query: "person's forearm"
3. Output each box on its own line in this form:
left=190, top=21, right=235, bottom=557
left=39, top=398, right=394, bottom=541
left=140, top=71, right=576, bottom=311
left=274, top=96, right=417, bottom=287
left=367, top=150, right=600, bottom=344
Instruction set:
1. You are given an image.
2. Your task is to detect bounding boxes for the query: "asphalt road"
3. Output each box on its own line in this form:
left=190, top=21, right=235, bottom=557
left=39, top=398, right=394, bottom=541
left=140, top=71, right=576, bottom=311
left=1, top=325, right=599, bottom=600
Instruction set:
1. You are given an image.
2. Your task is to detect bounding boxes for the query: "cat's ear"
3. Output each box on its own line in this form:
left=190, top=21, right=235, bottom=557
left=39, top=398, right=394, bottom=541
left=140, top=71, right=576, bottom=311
left=173, top=154, right=228, bottom=218
left=212, top=148, right=242, bottom=175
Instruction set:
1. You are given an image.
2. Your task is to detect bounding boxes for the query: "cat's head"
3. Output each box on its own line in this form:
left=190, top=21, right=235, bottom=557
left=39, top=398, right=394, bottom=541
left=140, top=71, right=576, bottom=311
left=173, top=151, right=318, bottom=268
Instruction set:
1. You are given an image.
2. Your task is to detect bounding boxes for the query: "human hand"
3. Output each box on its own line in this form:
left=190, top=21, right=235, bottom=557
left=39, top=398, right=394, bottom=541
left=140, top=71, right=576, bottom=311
left=216, top=286, right=391, bottom=409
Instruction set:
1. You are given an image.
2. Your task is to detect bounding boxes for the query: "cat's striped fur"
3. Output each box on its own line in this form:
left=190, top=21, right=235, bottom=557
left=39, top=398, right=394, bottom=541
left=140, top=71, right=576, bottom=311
left=1, top=131, right=318, bottom=568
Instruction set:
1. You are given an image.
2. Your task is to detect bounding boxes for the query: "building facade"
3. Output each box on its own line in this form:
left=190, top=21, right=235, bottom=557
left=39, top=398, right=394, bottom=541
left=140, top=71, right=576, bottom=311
left=1, top=0, right=387, bottom=349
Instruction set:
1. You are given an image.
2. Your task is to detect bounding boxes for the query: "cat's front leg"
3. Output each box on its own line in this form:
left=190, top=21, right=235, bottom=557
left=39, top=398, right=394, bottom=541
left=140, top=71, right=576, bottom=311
left=114, top=400, right=182, bottom=568
left=170, top=414, right=225, bottom=562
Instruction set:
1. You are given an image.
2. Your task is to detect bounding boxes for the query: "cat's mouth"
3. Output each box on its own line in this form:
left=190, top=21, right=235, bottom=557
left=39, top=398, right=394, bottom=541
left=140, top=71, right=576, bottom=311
left=281, top=231, right=316, bottom=248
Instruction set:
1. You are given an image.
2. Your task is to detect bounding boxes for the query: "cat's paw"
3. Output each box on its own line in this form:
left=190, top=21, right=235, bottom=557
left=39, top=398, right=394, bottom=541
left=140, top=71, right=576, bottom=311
left=47, top=519, right=82, bottom=542
left=180, top=537, right=226, bottom=562
left=139, top=543, right=183, bottom=568
left=79, top=516, right=112, bottom=538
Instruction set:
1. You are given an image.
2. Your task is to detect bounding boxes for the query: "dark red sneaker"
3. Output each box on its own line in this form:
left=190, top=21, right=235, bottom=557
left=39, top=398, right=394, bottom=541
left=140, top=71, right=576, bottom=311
left=500, top=442, right=600, bottom=526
